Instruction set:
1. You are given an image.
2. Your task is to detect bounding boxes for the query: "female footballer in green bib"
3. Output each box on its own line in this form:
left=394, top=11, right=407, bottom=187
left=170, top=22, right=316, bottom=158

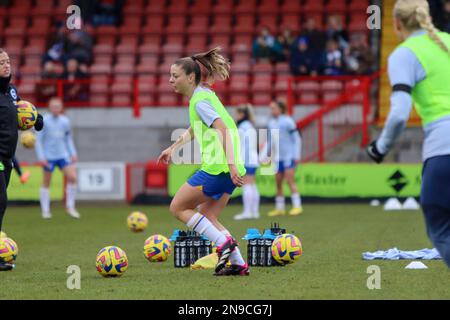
left=367, top=0, right=450, bottom=267
left=158, top=48, right=249, bottom=276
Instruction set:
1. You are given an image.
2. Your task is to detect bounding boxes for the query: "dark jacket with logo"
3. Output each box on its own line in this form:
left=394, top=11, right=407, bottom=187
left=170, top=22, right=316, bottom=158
left=0, top=75, right=19, bottom=161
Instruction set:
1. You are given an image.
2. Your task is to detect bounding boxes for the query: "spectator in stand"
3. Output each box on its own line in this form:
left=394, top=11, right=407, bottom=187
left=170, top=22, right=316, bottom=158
left=252, top=26, right=283, bottom=63
left=323, top=39, right=343, bottom=75
left=344, top=33, right=376, bottom=75
left=277, top=27, right=296, bottom=62
left=63, top=59, right=89, bottom=102
left=299, top=17, right=326, bottom=55
left=42, top=22, right=68, bottom=66
left=92, top=0, right=125, bottom=26
left=289, top=36, right=321, bottom=76
left=64, top=17, right=93, bottom=66
left=325, top=15, right=349, bottom=50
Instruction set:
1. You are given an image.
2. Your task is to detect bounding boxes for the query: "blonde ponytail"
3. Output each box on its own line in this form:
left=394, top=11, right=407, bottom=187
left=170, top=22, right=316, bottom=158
left=394, top=0, right=450, bottom=55
left=415, top=6, right=450, bottom=54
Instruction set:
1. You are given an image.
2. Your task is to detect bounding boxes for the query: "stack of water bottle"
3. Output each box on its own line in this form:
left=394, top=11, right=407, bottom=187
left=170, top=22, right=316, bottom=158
left=243, top=223, right=286, bottom=267
left=170, top=230, right=213, bottom=268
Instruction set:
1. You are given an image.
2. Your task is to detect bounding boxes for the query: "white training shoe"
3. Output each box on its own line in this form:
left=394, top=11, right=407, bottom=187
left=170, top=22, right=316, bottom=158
left=251, top=212, right=260, bottom=219
left=233, top=212, right=256, bottom=220
left=42, top=211, right=52, bottom=219
left=66, top=208, right=81, bottom=219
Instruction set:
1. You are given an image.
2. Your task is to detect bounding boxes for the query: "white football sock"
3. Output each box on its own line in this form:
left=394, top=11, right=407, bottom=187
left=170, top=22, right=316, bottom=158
left=251, top=184, right=260, bottom=216
left=66, top=183, right=77, bottom=210
left=242, top=184, right=252, bottom=215
left=186, top=212, right=226, bottom=246
left=222, top=230, right=245, bottom=266
left=291, top=193, right=302, bottom=208
left=275, top=196, right=285, bottom=210
left=40, top=187, right=50, bottom=213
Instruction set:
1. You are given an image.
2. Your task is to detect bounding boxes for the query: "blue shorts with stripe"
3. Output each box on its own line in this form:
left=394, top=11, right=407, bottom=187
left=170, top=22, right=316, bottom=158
left=276, top=159, right=296, bottom=174
left=44, top=158, right=71, bottom=172
left=244, top=166, right=258, bottom=176
left=187, top=170, right=236, bottom=200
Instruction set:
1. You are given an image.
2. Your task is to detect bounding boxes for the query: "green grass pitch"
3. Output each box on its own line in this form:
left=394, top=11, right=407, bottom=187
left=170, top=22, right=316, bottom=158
left=1, top=203, right=449, bottom=300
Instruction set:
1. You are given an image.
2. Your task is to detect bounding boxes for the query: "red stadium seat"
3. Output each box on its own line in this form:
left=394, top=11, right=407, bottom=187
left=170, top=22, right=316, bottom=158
left=280, top=0, right=301, bottom=14
left=138, top=94, right=155, bottom=106
left=322, top=92, right=340, bottom=102
left=233, top=14, right=255, bottom=34
left=252, top=76, right=272, bottom=92
left=252, top=63, right=274, bottom=74
left=233, top=34, right=253, bottom=47
left=187, top=15, right=209, bottom=34
left=158, top=93, right=179, bottom=105
left=280, top=14, right=301, bottom=33
left=256, top=14, right=279, bottom=35
left=136, top=63, right=158, bottom=74
left=231, top=62, right=250, bottom=74
left=325, top=0, right=347, bottom=14
left=165, top=15, right=187, bottom=34
left=167, top=0, right=188, bottom=14
left=303, top=0, right=324, bottom=14
left=299, top=92, right=320, bottom=104
left=212, top=0, right=234, bottom=14
left=321, top=80, right=344, bottom=92
left=297, top=81, right=320, bottom=92
left=89, top=63, right=112, bottom=75
left=142, top=16, right=165, bottom=34
left=137, top=75, right=158, bottom=93
left=231, top=43, right=251, bottom=55
left=348, top=0, right=370, bottom=12
left=252, top=93, right=272, bottom=105
left=142, top=34, right=162, bottom=45
left=189, top=0, right=212, bottom=14
left=93, top=44, right=115, bottom=56
left=113, top=63, right=136, bottom=75
left=257, top=0, right=280, bottom=15
left=90, top=94, right=109, bottom=105
left=119, top=24, right=141, bottom=36
left=116, top=43, right=137, bottom=56
left=234, top=0, right=256, bottom=14
left=111, top=94, right=132, bottom=106
left=161, top=43, right=184, bottom=55
left=274, top=63, right=290, bottom=74
left=145, top=0, right=167, bottom=15
left=93, top=55, right=113, bottom=65
left=274, top=75, right=291, bottom=93
left=209, top=15, right=232, bottom=34
left=229, top=75, right=250, bottom=92
left=230, top=93, right=249, bottom=105
left=139, top=43, right=161, bottom=56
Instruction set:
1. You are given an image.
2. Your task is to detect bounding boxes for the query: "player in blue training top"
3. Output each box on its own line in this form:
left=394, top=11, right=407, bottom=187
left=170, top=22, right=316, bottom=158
left=35, top=97, right=80, bottom=219
left=367, top=0, right=450, bottom=267
left=261, top=100, right=303, bottom=217
left=233, top=104, right=260, bottom=220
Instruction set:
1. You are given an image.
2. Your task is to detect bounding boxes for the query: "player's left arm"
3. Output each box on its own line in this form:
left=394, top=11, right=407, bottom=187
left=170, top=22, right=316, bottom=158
left=65, top=119, right=78, bottom=162
left=288, top=118, right=302, bottom=162
left=367, top=47, right=421, bottom=163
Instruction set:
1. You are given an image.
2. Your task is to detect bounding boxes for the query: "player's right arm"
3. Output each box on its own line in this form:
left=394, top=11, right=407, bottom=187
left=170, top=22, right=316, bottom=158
left=35, top=122, right=47, bottom=166
left=157, top=126, right=194, bottom=164
left=367, top=47, right=421, bottom=163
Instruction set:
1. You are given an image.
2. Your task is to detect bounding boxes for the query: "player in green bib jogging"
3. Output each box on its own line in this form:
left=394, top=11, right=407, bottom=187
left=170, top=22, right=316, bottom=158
left=367, top=0, right=450, bottom=267
left=158, top=48, right=249, bottom=276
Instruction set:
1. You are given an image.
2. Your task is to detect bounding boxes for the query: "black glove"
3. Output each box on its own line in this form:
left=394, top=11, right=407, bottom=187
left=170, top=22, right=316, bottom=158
left=34, top=113, right=44, bottom=131
left=367, top=141, right=384, bottom=164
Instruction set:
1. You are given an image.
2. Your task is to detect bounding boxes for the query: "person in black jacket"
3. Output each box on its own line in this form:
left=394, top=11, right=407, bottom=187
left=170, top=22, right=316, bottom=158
left=0, top=48, right=43, bottom=271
